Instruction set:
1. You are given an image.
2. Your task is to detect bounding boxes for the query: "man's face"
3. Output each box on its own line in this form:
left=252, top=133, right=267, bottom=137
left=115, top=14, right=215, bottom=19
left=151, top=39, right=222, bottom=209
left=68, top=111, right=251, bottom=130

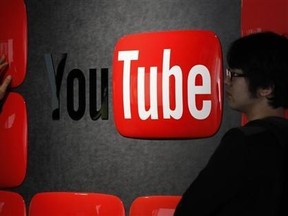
left=224, top=68, right=257, bottom=113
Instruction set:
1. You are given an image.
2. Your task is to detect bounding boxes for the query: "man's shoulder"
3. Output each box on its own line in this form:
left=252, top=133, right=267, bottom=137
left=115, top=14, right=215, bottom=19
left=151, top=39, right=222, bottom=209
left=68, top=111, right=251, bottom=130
left=237, top=125, right=267, bottom=137
left=241, top=117, right=288, bottom=136
left=238, top=117, right=288, bottom=148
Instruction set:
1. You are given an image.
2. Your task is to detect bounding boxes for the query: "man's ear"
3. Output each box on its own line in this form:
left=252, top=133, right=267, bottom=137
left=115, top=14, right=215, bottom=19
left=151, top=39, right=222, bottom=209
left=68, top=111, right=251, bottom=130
left=258, top=86, right=273, bottom=97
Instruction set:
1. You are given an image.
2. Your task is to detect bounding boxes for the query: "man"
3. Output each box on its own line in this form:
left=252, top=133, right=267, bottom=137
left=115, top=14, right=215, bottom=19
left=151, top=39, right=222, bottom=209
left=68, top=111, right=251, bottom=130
left=174, top=32, right=288, bottom=215
left=0, top=54, right=12, bottom=100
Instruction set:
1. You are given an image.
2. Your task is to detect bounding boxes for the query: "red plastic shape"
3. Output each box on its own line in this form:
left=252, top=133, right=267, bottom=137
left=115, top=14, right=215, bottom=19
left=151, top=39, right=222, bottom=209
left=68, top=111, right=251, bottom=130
left=0, top=93, right=27, bottom=188
left=241, top=0, right=288, bottom=125
left=113, top=30, right=223, bottom=138
left=129, top=195, right=182, bottom=216
left=29, top=192, right=125, bottom=216
left=241, top=0, right=288, bottom=36
left=0, top=190, right=26, bottom=216
left=0, top=0, right=28, bottom=87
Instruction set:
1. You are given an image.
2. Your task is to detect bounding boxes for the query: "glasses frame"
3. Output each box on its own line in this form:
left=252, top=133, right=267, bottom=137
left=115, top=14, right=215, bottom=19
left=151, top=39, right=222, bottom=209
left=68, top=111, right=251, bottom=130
left=225, top=68, right=247, bottom=81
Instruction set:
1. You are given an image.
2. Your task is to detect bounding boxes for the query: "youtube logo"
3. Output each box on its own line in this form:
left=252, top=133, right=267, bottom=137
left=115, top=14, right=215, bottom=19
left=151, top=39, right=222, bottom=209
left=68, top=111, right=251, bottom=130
left=113, top=30, right=223, bottom=138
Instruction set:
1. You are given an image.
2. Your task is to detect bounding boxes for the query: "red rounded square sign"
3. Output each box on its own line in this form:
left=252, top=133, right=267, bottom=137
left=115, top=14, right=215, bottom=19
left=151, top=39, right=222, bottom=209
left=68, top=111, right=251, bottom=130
left=0, top=93, right=27, bottom=188
left=113, top=30, right=223, bottom=138
left=241, top=0, right=288, bottom=36
left=0, top=0, right=28, bottom=87
left=241, top=0, right=288, bottom=125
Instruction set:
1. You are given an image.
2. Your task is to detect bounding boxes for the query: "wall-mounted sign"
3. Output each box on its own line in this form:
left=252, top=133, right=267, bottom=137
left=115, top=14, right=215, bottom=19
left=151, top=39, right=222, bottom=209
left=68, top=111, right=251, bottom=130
left=113, top=30, right=223, bottom=138
left=241, top=0, right=288, bottom=125
left=0, top=0, right=27, bottom=87
left=241, top=0, right=288, bottom=36
left=0, top=93, right=27, bottom=188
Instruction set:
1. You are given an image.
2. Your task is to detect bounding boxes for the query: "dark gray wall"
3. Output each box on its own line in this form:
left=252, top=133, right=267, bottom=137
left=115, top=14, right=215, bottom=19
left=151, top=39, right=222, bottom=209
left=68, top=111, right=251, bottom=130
left=14, top=0, right=242, bottom=212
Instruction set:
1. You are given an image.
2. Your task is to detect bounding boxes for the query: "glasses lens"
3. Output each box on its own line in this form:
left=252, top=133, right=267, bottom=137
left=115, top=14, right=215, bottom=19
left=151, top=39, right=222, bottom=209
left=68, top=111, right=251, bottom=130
left=226, top=69, right=231, bottom=79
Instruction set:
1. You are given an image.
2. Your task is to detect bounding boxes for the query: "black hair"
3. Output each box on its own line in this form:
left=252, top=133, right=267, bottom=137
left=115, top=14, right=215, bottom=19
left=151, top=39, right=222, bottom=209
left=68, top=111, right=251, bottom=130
left=227, top=31, right=288, bottom=108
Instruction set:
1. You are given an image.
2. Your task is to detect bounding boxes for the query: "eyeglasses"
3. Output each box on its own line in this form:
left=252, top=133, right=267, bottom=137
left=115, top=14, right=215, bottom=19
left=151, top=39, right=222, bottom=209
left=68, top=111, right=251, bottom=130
left=225, top=68, right=247, bottom=81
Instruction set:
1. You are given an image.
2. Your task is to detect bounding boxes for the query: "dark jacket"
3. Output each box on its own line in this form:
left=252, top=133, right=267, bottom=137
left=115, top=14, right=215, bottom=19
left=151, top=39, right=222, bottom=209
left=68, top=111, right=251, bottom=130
left=174, top=117, right=288, bottom=216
